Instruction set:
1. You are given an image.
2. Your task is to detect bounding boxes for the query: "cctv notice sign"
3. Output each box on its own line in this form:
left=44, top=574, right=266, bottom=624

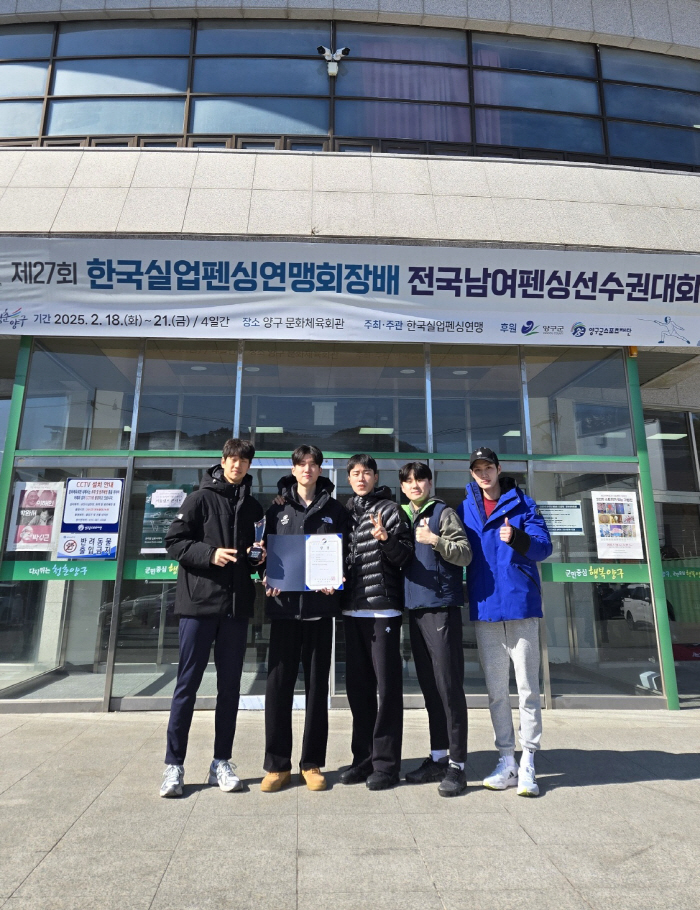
left=1, top=238, right=700, bottom=346
left=57, top=478, right=124, bottom=560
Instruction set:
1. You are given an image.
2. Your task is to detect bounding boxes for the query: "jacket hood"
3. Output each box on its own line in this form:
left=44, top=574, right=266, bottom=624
left=201, top=464, right=252, bottom=497
left=466, top=475, right=516, bottom=497
left=276, top=472, right=336, bottom=502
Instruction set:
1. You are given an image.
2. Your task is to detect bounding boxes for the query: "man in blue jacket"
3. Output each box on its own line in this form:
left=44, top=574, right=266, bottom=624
left=458, top=447, right=552, bottom=797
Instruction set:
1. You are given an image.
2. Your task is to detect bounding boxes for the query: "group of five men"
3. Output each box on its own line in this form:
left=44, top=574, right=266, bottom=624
left=160, top=438, right=552, bottom=800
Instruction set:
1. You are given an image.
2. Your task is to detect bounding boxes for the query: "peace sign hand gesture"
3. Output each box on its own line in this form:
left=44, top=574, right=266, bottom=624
left=369, top=511, right=389, bottom=542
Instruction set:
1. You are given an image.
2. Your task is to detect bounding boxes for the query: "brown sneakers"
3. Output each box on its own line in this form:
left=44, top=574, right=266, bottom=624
left=301, top=768, right=327, bottom=791
left=260, top=770, right=291, bottom=793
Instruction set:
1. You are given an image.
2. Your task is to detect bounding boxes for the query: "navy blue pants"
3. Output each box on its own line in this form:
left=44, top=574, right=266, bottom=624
left=165, top=613, right=248, bottom=766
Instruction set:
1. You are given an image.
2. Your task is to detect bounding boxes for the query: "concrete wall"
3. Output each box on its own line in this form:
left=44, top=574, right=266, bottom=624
left=1, top=0, right=699, bottom=60
left=1, top=147, right=699, bottom=253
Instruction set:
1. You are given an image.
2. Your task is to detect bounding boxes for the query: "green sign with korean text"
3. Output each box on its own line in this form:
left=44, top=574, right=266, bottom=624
left=0, top=560, right=117, bottom=581
left=541, top=563, right=650, bottom=584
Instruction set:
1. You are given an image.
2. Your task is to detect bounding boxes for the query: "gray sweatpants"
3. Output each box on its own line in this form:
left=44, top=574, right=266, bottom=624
left=475, top=618, right=542, bottom=755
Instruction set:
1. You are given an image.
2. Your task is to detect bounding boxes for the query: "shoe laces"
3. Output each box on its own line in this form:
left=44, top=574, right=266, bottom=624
left=216, top=760, right=237, bottom=779
left=496, top=756, right=515, bottom=774
left=519, top=764, right=536, bottom=783
left=163, top=764, right=182, bottom=784
left=444, top=764, right=463, bottom=782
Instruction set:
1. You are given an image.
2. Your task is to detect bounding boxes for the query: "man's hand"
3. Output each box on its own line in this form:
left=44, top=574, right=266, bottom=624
left=262, top=576, right=281, bottom=597
left=369, top=511, right=388, bottom=542
left=247, top=542, right=266, bottom=565
left=273, top=494, right=285, bottom=506
left=211, top=548, right=238, bottom=566
left=499, top=517, right=514, bottom=544
left=415, top=517, right=438, bottom=547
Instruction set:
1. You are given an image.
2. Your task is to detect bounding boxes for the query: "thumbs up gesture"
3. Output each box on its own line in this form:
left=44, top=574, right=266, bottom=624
left=369, top=511, right=389, bottom=542
left=499, top=516, right=514, bottom=544
left=416, top=517, right=438, bottom=546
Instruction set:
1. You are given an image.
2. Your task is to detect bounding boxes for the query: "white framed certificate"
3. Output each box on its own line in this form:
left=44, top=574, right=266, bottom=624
left=305, top=534, right=344, bottom=591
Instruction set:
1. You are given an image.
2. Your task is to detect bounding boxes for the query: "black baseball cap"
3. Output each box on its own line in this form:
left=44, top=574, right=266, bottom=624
left=470, top=447, right=500, bottom=469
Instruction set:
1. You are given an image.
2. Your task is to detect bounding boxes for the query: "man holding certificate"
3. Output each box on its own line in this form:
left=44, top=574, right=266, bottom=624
left=261, top=445, right=350, bottom=793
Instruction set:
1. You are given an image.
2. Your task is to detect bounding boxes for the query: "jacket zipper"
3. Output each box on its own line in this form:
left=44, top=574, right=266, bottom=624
left=516, top=564, right=541, bottom=595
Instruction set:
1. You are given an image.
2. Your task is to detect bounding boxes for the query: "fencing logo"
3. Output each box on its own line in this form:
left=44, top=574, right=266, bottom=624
left=571, top=322, right=586, bottom=338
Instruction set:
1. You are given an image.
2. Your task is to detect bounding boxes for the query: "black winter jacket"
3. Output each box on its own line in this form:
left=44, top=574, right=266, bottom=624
left=264, top=474, right=351, bottom=619
left=166, top=466, right=263, bottom=618
left=345, top=485, right=413, bottom=612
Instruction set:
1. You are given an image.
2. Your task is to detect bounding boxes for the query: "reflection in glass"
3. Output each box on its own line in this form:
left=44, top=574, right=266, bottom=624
left=607, top=120, right=700, bottom=166
left=472, top=32, right=596, bottom=77
left=644, top=411, right=697, bottom=492
left=136, top=341, right=237, bottom=451
left=0, top=338, right=19, bottom=457
left=605, top=82, right=700, bottom=128
left=0, top=100, right=42, bottom=136
left=474, top=70, right=599, bottom=115
left=48, top=98, right=186, bottom=136
left=430, top=346, right=523, bottom=454
left=525, top=348, right=633, bottom=457
left=240, top=343, right=426, bottom=453
left=19, top=339, right=138, bottom=451
left=0, top=24, right=53, bottom=60
left=191, top=97, right=328, bottom=135
left=476, top=108, right=604, bottom=153
left=196, top=20, right=330, bottom=57
left=656, top=501, right=700, bottom=699
left=53, top=59, right=189, bottom=96
left=193, top=58, right=327, bottom=96
left=57, top=20, right=191, bottom=57
left=0, top=62, right=49, bottom=98
left=337, top=61, right=469, bottom=103
left=336, top=100, right=470, bottom=142
left=600, top=46, right=700, bottom=93
left=337, top=22, right=467, bottom=65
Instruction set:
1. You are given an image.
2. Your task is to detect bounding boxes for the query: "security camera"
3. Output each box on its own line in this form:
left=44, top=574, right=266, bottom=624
left=317, top=45, right=351, bottom=76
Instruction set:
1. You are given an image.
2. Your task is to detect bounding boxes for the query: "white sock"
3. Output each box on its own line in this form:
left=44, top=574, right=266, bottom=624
left=449, top=760, right=465, bottom=771
left=431, top=749, right=448, bottom=763
left=501, top=753, right=517, bottom=768
left=520, top=749, right=535, bottom=769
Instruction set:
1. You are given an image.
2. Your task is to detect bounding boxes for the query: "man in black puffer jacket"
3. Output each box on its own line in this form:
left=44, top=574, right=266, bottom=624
left=261, top=445, right=350, bottom=794
left=160, top=439, right=263, bottom=798
left=340, top=454, right=413, bottom=791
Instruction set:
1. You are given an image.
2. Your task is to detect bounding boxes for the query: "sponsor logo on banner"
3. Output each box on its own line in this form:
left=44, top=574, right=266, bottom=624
left=572, top=322, right=586, bottom=337
left=521, top=321, right=538, bottom=335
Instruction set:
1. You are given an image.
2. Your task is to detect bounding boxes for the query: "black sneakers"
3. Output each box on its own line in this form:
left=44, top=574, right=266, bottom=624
left=366, top=770, right=400, bottom=790
left=339, top=764, right=371, bottom=785
left=405, top=756, right=449, bottom=784
left=438, top=764, right=467, bottom=798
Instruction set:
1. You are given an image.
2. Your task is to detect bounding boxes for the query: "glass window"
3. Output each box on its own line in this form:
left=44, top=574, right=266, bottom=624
left=196, top=20, right=330, bottom=56
left=336, top=61, right=469, bottom=103
left=476, top=108, right=604, bottom=153
left=607, top=120, right=700, bottom=166
left=19, top=339, right=139, bottom=451
left=474, top=70, right=599, bottom=115
left=53, top=59, right=189, bottom=96
left=240, top=342, right=426, bottom=453
left=0, top=338, right=19, bottom=458
left=430, top=345, right=523, bottom=454
left=0, top=24, right=53, bottom=60
left=605, top=83, right=700, bottom=129
left=0, top=62, right=48, bottom=98
left=600, top=46, right=700, bottom=93
left=193, top=58, right=327, bottom=96
left=0, top=101, right=42, bottom=136
left=336, top=100, right=470, bottom=143
left=525, top=348, right=634, bottom=457
left=56, top=20, right=191, bottom=58
left=47, top=98, right=185, bottom=136
left=136, top=341, right=238, bottom=451
left=191, top=97, right=328, bottom=135
left=644, top=411, right=697, bottom=492
left=337, top=23, right=466, bottom=65
left=657, top=502, right=700, bottom=700
left=472, top=32, right=596, bottom=78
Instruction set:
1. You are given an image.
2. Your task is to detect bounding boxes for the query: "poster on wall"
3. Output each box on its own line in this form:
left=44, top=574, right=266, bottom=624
left=591, top=491, right=644, bottom=560
left=57, top=478, right=124, bottom=560
left=140, top=484, right=193, bottom=554
left=538, top=501, right=584, bottom=535
left=7, top=482, right=64, bottom=551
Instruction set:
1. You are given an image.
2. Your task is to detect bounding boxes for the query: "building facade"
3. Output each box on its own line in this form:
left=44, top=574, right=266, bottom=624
left=0, top=0, right=699, bottom=712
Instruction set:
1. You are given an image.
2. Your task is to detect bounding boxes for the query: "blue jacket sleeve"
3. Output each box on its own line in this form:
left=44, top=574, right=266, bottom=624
left=520, top=497, right=553, bottom=563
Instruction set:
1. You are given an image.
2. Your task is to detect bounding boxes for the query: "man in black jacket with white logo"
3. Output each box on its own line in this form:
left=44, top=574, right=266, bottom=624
left=340, top=454, right=413, bottom=790
left=261, top=445, right=350, bottom=793
left=160, top=438, right=263, bottom=798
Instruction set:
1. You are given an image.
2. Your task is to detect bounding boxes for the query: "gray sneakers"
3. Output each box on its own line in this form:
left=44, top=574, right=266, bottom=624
left=160, top=764, right=184, bottom=798
left=208, top=759, right=242, bottom=792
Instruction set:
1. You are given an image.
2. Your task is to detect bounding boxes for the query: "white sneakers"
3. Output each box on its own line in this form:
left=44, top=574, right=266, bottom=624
left=160, top=764, right=184, bottom=798
left=483, top=754, right=540, bottom=797
left=208, top=759, right=242, bottom=792
left=483, top=756, right=518, bottom=790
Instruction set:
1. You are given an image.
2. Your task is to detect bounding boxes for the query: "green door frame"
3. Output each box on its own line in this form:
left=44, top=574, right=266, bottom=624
left=627, top=353, right=680, bottom=710
left=0, top=336, right=32, bottom=570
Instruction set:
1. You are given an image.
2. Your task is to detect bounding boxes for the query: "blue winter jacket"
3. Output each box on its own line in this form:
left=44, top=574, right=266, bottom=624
left=458, top=476, right=552, bottom=622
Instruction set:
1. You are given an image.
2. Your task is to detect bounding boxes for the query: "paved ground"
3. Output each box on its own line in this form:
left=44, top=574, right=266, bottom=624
left=0, top=707, right=698, bottom=910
